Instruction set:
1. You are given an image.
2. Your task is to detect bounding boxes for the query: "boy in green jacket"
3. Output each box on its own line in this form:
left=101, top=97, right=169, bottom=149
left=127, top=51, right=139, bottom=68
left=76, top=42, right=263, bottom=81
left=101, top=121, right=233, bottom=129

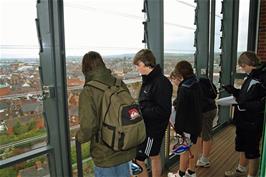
left=77, top=51, right=136, bottom=177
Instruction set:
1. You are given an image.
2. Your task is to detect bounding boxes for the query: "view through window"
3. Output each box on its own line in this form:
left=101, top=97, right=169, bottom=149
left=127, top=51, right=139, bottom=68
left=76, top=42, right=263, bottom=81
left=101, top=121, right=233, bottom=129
left=63, top=0, right=144, bottom=176
left=0, top=0, right=49, bottom=177
left=235, top=0, right=250, bottom=76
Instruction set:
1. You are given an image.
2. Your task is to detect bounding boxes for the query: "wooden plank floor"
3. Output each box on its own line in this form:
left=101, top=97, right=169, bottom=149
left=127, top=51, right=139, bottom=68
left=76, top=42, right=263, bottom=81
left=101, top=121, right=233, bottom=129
left=164, top=125, right=239, bottom=177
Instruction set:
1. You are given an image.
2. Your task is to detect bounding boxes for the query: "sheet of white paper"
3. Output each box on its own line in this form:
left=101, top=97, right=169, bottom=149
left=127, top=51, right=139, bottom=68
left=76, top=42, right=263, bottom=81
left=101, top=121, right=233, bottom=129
left=216, top=96, right=237, bottom=106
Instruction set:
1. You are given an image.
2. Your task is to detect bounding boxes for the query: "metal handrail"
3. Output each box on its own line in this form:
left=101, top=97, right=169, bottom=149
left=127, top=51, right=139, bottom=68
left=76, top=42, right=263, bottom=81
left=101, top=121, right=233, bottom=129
left=75, top=138, right=84, bottom=177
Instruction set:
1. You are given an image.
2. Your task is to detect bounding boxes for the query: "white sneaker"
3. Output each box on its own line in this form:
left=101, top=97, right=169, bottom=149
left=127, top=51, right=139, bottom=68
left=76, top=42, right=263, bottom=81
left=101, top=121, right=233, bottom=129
left=185, top=170, right=196, bottom=177
left=168, top=172, right=182, bottom=177
left=224, top=169, right=247, bottom=177
left=196, top=158, right=210, bottom=167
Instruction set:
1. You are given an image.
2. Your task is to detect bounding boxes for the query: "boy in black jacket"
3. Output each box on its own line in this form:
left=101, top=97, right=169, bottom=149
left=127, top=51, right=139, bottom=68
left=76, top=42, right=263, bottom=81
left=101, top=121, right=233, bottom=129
left=223, top=51, right=266, bottom=177
left=133, top=49, right=173, bottom=177
left=168, top=60, right=203, bottom=177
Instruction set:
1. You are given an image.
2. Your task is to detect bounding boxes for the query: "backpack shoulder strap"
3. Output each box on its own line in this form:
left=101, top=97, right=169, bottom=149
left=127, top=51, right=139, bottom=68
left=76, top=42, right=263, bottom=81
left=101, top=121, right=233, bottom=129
left=85, top=80, right=109, bottom=91
left=84, top=80, right=110, bottom=143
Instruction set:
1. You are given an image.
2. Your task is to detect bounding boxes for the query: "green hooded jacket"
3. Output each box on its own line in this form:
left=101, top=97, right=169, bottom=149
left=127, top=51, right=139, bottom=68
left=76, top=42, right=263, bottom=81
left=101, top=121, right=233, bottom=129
left=77, top=66, right=136, bottom=167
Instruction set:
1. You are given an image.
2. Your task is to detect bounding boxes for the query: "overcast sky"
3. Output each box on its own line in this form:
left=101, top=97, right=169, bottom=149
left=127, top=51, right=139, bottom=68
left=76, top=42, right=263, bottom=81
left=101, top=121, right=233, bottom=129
left=0, top=0, right=249, bottom=58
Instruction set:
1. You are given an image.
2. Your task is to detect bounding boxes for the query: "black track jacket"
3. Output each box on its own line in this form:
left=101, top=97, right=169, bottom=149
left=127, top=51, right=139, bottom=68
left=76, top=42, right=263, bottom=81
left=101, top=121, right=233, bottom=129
left=138, top=65, right=173, bottom=134
left=174, top=75, right=203, bottom=136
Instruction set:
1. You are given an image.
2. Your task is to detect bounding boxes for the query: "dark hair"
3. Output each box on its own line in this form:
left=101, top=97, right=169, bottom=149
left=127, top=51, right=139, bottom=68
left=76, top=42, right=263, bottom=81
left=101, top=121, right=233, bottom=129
left=173, top=60, right=194, bottom=79
left=238, top=51, right=260, bottom=67
left=133, top=49, right=156, bottom=68
left=82, top=51, right=105, bottom=74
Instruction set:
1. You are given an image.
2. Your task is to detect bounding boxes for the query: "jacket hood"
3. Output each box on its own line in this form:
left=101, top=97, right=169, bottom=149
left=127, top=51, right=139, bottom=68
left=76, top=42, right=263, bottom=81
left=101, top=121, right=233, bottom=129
left=248, top=63, right=266, bottom=78
left=180, top=74, right=198, bottom=88
left=84, top=66, right=114, bottom=86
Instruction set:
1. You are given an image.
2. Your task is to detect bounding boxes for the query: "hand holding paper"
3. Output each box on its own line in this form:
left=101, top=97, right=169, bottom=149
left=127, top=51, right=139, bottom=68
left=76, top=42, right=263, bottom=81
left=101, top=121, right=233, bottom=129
left=222, top=85, right=239, bottom=97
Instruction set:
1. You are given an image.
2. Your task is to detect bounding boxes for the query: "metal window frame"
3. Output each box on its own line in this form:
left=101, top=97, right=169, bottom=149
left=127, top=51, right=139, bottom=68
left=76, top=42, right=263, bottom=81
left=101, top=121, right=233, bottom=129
left=0, top=146, right=52, bottom=169
left=218, top=0, right=239, bottom=125
left=209, top=0, right=216, bottom=81
left=146, top=0, right=164, bottom=69
left=36, top=0, right=72, bottom=176
left=247, top=0, right=259, bottom=51
left=260, top=111, right=266, bottom=177
left=194, top=0, right=210, bottom=77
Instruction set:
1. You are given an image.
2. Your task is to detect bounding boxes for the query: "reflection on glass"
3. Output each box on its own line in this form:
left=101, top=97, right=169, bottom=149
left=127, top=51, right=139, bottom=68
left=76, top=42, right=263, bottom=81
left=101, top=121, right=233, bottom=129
left=0, top=155, right=50, bottom=177
left=0, top=0, right=48, bottom=160
left=64, top=0, right=144, bottom=175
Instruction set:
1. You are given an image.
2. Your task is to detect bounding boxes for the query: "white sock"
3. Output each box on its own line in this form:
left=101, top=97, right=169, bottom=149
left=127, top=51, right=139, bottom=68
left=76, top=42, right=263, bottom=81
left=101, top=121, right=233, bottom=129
left=247, top=175, right=255, bottom=177
left=237, top=164, right=247, bottom=172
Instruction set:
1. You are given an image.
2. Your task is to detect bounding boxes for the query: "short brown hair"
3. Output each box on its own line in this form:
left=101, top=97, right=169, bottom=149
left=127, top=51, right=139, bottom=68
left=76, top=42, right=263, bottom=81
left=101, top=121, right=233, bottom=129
left=133, top=49, right=156, bottom=67
left=82, top=51, right=105, bottom=74
left=238, top=51, right=260, bottom=67
left=173, top=60, right=194, bottom=79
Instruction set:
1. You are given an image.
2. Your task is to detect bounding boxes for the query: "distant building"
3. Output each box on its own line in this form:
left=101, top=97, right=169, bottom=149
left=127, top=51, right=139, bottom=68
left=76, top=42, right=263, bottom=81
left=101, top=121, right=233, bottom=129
left=21, top=100, right=42, bottom=116
left=17, top=65, right=34, bottom=72
left=123, top=71, right=139, bottom=80
left=0, top=83, right=11, bottom=96
left=67, top=78, right=84, bottom=86
left=18, top=161, right=49, bottom=177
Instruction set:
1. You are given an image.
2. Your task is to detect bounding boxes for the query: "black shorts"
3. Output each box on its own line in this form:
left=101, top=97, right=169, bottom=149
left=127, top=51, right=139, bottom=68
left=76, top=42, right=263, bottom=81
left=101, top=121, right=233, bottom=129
left=188, top=133, right=198, bottom=144
left=235, top=127, right=262, bottom=159
left=135, top=132, right=165, bottom=161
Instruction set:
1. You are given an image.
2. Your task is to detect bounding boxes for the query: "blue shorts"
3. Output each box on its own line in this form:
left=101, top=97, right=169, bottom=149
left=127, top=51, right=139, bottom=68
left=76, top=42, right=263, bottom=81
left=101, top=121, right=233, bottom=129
left=94, top=162, right=130, bottom=177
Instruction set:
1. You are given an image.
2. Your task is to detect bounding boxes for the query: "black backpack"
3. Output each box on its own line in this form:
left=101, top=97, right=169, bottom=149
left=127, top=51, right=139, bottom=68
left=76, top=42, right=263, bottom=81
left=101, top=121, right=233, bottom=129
left=198, top=77, right=217, bottom=100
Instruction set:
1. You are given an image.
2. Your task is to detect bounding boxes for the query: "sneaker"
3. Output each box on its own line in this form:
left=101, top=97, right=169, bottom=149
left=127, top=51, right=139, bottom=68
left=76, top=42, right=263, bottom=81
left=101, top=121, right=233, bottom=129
left=224, top=169, right=247, bottom=177
left=185, top=170, right=196, bottom=177
left=130, top=161, right=143, bottom=175
left=168, top=172, right=181, bottom=177
left=196, top=158, right=210, bottom=168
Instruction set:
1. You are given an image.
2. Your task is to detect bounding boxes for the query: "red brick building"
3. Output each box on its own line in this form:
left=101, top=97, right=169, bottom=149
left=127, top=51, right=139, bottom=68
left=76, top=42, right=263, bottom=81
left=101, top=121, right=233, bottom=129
left=258, top=0, right=266, bottom=60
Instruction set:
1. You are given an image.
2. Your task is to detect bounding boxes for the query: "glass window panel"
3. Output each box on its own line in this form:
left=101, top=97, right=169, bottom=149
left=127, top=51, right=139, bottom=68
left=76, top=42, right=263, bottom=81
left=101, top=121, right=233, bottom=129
left=237, top=0, right=249, bottom=54
left=233, top=1, right=250, bottom=124
left=164, top=0, right=196, bottom=76
left=212, top=0, right=223, bottom=127
left=64, top=0, right=144, bottom=175
left=235, top=0, right=250, bottom=74
left=0, top=0, right=48, bottom=160
left=213, top=0, right=222, bottom=86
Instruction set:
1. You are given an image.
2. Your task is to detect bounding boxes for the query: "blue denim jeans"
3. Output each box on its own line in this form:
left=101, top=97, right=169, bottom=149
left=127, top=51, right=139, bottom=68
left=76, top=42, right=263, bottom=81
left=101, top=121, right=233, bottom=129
left=94, top=162, right=130, bottom=177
